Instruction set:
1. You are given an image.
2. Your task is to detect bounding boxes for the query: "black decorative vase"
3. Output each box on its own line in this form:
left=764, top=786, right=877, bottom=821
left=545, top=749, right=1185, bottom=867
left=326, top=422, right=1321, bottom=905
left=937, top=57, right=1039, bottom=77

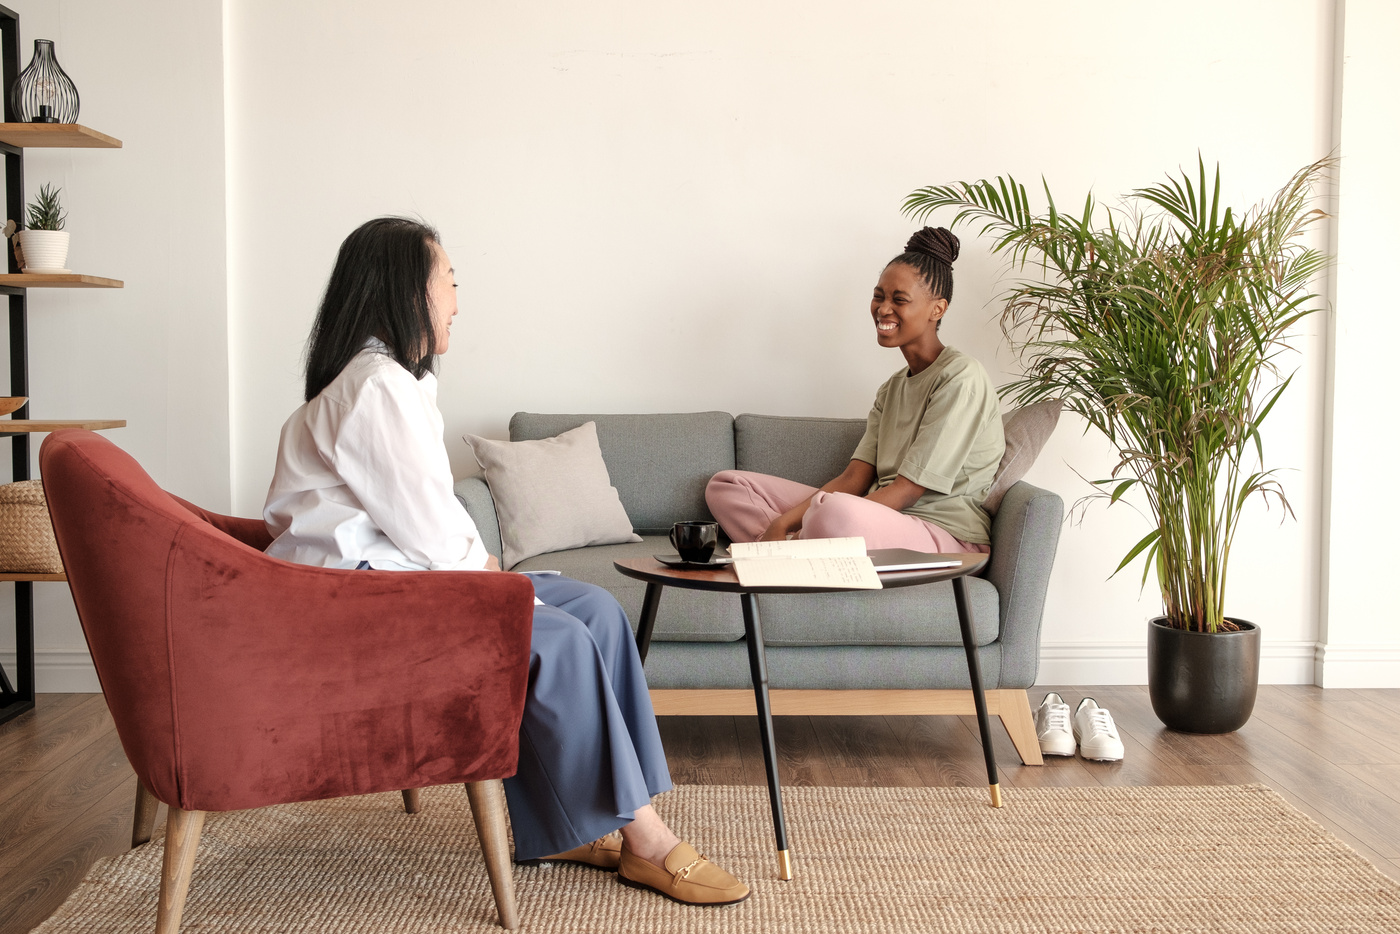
left=10, top=39, right=80, bottom=124
left=1147, top=617, right=1260, bottom=733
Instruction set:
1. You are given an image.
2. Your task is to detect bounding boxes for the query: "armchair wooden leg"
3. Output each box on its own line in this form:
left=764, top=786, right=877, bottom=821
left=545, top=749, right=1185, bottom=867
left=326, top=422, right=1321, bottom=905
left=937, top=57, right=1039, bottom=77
left=465, top=780, right=519, bottom=930
left=156, top=806, right=205, bottom=934
left=401, top=788, right=421, bottom=814
left=132, top=778, right=159, bottom=848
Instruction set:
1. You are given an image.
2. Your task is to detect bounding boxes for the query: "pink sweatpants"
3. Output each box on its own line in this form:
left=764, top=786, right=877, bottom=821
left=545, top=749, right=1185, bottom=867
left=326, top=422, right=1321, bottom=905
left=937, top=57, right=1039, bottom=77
left=704, top=470, right=990, bottom=554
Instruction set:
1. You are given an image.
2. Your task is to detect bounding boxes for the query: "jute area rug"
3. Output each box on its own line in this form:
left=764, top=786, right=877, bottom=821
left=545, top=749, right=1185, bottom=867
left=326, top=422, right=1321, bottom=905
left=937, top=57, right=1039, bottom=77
left=34, top=783, right=1400, bottom=933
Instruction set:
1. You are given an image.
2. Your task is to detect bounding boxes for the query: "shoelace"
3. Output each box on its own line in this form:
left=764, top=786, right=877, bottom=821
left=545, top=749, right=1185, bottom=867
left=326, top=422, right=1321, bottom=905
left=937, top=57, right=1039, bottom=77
left=1083, top=708, right=1118, bottom=737
left=1041, top=705, right=1070, bottom=733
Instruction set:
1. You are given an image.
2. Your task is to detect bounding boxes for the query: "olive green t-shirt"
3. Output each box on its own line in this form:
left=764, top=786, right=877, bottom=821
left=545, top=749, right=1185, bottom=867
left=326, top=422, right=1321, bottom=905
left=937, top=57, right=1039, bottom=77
left=850, top=347, right=1004, bottom=545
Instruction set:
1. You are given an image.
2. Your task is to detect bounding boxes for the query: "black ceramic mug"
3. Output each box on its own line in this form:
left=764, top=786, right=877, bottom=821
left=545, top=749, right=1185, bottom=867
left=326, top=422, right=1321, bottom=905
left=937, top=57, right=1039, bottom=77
left=670, top=520, right=719, bottom=563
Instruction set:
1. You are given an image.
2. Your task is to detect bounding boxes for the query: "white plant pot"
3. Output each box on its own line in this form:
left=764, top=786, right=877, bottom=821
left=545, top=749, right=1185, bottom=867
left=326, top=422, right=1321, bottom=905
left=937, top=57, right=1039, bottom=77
left=12, top=230, right=70, bottom=273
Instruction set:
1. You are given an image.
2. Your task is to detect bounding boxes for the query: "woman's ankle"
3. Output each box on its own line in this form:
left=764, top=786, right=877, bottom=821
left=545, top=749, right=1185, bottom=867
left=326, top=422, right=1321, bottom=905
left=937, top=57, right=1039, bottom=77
left=620, top=808, right=682, bottom=868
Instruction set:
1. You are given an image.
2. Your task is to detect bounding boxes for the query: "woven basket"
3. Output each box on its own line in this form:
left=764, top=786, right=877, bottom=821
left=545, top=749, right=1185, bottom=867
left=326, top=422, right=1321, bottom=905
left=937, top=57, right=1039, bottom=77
left=0, top=479, right=62, bottom=573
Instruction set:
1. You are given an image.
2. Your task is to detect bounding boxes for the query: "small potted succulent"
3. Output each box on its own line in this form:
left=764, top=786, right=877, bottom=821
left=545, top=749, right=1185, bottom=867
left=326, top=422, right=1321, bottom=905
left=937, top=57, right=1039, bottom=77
left=8, top=183, right=70, bottom=273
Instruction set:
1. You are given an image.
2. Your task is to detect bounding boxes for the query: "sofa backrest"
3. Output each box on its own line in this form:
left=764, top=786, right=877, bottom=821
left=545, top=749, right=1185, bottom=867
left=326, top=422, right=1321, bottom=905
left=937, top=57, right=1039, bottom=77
left=734, top=414, right=867, bottom=488
left=509, top=412, right=735, bottom=532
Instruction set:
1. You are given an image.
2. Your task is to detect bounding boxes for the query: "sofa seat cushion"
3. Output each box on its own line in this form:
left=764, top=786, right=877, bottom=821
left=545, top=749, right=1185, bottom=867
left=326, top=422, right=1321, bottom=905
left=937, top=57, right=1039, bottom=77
left=513, top=537, right=998, bottom=649
left=511, top=536, right=745, bottom=642
left=641, top=641, right=1006, bottom=690
left=755, top=576, right=999, bottom=647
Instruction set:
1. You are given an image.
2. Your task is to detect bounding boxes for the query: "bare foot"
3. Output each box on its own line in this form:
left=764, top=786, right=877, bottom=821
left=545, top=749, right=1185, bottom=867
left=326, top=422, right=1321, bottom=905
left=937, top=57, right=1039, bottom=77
left=618, top=804, right=682, bottom=868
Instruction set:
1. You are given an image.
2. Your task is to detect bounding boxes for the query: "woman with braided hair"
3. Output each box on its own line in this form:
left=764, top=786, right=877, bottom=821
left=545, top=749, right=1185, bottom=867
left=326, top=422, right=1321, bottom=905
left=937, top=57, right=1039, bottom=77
left=706, top=227, right=1004, bottom=553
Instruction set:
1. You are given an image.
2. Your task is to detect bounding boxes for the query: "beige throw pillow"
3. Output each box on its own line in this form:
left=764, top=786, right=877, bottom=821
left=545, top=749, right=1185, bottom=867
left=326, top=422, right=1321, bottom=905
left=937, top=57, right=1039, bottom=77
left=464, top=421, right=641, bottom=569
left=983, top=399, right=1063, bottom=514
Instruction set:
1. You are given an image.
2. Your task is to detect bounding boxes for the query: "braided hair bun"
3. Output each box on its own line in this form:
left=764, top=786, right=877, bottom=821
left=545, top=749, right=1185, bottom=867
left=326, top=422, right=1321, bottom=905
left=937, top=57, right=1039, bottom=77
left=889, top=226, right=959, bottom=304
left=904, top=226, right=959, bottom=266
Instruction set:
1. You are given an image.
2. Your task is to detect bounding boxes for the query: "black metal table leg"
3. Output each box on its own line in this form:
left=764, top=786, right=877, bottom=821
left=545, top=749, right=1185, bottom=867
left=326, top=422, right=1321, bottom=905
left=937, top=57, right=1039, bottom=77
left=740, top=592, right=792, bottom=880
left=634, top=582, right=663, bottom=663
left=953, top=576, right=1001, bottom=807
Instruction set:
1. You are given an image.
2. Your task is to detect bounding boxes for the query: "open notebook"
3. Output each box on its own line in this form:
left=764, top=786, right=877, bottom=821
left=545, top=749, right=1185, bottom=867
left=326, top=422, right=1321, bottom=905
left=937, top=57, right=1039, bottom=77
left=729, top=537, right=882, bottom=589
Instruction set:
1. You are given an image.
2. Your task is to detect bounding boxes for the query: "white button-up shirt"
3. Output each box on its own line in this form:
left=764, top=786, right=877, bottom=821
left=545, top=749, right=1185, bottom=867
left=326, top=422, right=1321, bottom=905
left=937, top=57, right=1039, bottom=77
left=263, top=339, right=491, bottom=572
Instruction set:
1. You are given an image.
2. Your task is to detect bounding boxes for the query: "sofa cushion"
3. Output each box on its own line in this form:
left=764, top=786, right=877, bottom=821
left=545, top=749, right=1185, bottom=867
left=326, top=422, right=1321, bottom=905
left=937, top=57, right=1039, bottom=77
left=983, top=399, right=1062, bottom=514
left=465, top=422, right=641, bottom=569
left=511, top=536, right=997, bottom=648
left=511, top=536, right=745, bottom=642
left=641, top=642, right=1005, bottom=690
left=756, top=576, right=999, bottom=647
left=511, top=412, right=735, bottom=533
left=734, top=414, right=867, bottom=487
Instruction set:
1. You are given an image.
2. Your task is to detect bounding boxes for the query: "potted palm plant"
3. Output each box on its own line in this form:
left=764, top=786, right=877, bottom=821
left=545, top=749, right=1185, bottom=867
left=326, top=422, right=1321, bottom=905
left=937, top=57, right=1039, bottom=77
left=903, top=157, right=1332, bottom=732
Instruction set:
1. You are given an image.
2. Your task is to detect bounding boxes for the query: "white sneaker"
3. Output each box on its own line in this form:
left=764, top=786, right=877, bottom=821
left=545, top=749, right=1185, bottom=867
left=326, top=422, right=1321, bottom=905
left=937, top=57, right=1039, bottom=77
left=1073, top=697, right=1124, bottom=761
left=1034, top=692, right=1076, bottom=757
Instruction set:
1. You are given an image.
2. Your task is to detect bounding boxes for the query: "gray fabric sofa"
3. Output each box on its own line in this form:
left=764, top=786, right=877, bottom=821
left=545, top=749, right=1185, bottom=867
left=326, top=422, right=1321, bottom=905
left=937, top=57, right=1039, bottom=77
left=455, top=411, right=1064, bottom=765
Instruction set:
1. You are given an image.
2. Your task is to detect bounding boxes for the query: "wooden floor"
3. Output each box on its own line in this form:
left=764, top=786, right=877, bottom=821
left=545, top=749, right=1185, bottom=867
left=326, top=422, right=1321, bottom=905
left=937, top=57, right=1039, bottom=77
left=3, top=684, right=1400, bottom=932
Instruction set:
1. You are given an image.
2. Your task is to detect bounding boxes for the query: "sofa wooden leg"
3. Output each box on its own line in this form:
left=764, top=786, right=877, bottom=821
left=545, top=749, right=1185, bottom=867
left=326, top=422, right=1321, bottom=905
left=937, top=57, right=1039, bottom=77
left=401, top=788, right=421, bottom=814
left=996, top=689, right=1044, bottom=766
left=156, top=806, right=205, bottom=934
left=132, top=778, right=159, bottom=848
left=465, top=779, right=519, bottom=930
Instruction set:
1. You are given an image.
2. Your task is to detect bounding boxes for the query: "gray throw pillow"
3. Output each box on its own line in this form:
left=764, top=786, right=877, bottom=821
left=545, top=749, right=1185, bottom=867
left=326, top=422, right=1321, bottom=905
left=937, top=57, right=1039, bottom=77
left=983, top=399, right=1062, bottom=515
left=464, top=421, right=641, bottom=569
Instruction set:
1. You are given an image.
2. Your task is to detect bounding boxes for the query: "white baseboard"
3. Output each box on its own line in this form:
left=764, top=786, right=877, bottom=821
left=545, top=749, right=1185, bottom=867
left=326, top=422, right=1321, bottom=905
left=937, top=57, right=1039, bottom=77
left=0, top=649, right=102, bottom=693
left=11, top=641, right=1381, bottom=694
left=1036, top=640, right=1319, bottom=686
left=1314, top=643, right=1400, bottom=688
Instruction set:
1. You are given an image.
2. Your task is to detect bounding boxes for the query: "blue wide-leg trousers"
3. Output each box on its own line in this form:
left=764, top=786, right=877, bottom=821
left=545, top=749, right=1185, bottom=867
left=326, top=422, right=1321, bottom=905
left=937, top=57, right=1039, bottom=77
left=503, top=573, right=673, bottom=859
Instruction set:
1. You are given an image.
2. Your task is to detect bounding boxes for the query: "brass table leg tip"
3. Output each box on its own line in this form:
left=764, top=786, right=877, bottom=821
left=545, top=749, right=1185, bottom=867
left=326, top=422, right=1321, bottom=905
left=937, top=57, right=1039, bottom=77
left=989, top=783, right=1003, bottom=808
left=777, top=849, right=793, bottom=880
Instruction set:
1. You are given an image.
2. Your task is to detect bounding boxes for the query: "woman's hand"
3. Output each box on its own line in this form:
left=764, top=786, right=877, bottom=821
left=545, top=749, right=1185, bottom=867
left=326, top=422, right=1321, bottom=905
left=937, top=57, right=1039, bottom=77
left=758, top=461, right=878, bottom=541
left=759, top=514, right=798, bottom=541
left=485, top=554, right=501, bottom=571
left=864, top=475, right=927, bottom=512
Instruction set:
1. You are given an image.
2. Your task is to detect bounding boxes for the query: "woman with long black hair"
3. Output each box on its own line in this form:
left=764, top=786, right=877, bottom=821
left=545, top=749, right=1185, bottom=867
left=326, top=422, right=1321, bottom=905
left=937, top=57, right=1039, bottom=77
left=264, top=217, right=748, bottom=907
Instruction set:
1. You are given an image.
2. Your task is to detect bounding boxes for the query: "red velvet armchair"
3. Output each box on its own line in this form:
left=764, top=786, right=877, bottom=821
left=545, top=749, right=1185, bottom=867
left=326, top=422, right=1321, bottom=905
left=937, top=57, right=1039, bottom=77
left=39, top=430, right=536, bottom=931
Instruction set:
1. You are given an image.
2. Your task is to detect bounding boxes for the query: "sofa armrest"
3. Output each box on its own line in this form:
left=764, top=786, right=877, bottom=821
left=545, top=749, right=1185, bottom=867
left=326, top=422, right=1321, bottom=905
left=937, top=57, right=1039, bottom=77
left=986, top=480, right=1064, bottom=687
left=455, top=476, right=503, bottom=561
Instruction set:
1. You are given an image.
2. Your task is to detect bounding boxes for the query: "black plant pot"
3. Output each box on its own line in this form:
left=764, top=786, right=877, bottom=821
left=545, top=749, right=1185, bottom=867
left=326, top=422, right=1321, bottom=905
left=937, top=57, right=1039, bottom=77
left=1147, top=617, right=1260, bottom=734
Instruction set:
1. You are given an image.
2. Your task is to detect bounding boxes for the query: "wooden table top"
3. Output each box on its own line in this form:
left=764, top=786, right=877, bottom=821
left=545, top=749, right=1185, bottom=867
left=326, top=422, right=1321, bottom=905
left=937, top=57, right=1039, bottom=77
left=613, top=553, right=988, bottom=595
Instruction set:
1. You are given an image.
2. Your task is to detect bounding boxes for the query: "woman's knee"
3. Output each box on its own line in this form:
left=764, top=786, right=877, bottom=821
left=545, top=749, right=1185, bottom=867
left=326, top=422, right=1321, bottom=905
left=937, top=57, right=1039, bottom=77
left=705, top=470, right=744, bottom=510
left=543, top=579, right=631, bottom=640
left=800, top=491, right=872, bottom=539
left=530, top=606, right=598, bottom=659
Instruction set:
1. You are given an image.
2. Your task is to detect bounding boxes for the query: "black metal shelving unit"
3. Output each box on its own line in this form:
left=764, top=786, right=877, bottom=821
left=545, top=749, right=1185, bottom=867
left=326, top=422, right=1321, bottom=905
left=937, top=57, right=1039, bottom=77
left=0, top=3, right=36, bottom=725
left=0, top=5, right=123, bottom=725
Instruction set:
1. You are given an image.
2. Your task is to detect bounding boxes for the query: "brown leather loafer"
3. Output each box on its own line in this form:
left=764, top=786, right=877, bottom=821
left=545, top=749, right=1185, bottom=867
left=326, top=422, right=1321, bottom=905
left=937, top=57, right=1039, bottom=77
left=618, top=840, right=750, bottom=906
left=517, top=834, right=622, bottom=871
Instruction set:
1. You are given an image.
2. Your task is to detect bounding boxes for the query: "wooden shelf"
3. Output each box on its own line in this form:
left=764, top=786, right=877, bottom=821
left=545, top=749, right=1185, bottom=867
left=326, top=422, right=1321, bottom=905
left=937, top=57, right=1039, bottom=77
left=0, top=273, right=122, bottom=289
left=0, top=123, right=121, bottom=148
left=0, top=419, right=125, bottom=432
left=0, top=571, right=64, bottom=582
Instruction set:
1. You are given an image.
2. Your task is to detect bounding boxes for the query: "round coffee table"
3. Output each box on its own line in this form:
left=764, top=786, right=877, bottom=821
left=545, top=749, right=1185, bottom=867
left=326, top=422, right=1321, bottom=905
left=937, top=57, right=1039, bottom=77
left=614, top=553, right=997, bottom=882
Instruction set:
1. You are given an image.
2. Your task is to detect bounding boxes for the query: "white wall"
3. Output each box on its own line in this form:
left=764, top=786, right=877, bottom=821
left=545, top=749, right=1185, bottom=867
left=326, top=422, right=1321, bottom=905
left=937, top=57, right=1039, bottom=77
left=225, top=0, right=1335, bottom=685
left=9, top=0, right=1367, bottom=689
left=0, top=0, right=229, bottom=690
left=1319, top=0, right=1400, bottom=687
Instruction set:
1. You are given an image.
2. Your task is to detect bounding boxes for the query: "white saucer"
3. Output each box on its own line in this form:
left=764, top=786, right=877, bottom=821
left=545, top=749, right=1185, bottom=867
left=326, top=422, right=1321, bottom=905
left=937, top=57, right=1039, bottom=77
left=22, top=267, right=72, bottom=274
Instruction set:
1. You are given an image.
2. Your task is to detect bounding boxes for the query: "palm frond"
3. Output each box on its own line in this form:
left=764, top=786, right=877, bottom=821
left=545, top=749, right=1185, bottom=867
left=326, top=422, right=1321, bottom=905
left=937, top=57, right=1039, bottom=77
left=902, top=157, right=1336, bottom=632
